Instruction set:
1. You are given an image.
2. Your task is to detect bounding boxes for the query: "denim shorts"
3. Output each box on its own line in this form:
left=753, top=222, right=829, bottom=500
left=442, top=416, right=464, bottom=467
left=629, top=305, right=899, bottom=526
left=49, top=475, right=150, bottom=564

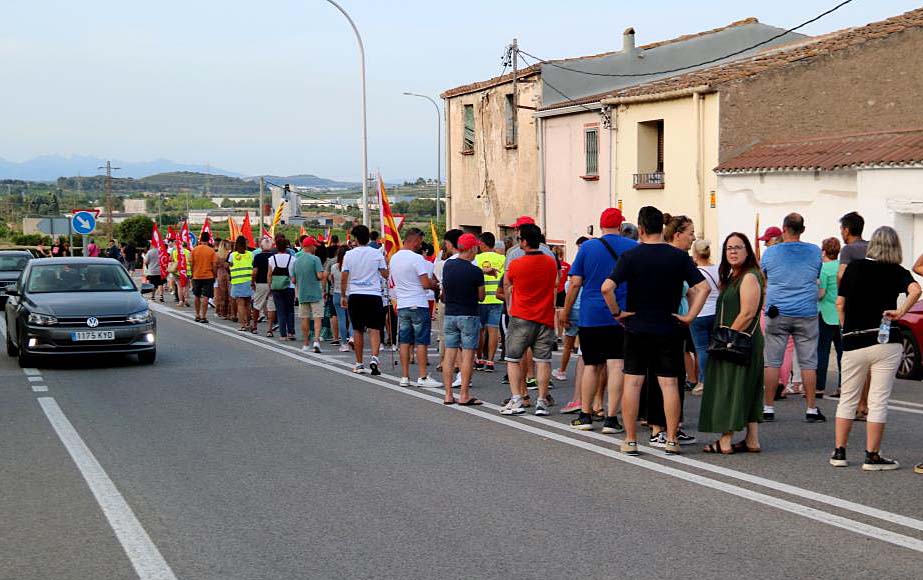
left=398, top=307, right=432, bottom=346
left=443, top=315, right=481, bottom=350
left=479, top=303, right=502, bottom=328
left=230, top=282, right=252, bottom=299
left=764, top=314, right=819, bottom=370
left=565, top=308, right=580, bottom=337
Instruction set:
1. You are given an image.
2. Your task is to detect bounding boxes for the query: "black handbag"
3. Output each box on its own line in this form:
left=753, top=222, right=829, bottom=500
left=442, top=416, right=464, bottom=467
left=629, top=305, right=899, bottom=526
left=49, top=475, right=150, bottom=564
left=707, top=299, right=759, bottom=366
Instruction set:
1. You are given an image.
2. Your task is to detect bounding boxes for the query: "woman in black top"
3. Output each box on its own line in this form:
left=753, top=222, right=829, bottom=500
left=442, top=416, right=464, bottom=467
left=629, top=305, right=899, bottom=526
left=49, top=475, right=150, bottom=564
left=831, top=226, right=921, bottom=471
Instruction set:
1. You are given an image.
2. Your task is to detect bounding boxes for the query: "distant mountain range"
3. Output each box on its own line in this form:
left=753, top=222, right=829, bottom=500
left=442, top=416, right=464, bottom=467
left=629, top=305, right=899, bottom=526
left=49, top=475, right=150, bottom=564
left=0, top=155, right=243, bottom=181
left=246, top=174, right=360, bottom=189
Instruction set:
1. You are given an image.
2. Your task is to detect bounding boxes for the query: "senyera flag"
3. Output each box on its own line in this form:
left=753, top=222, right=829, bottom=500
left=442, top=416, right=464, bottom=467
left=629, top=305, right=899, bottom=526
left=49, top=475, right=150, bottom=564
left=152, top=222, right=170, bottom=278
left=227, top=215, right=241, bottom=241
left=241, top=212, right=256, bottom=249
left=199, top=216, right=212, bottom=242
left=377, top=174, right=402, bottom=261
left=270, top=200, right=286, bottom=236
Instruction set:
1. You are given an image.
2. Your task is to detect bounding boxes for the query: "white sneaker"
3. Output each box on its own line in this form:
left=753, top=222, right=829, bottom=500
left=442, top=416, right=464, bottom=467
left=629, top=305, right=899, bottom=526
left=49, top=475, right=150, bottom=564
left=353, top=363, right=367, bottom=374
left=500, top=398, right=525, bottom=415
left=399, top=377, right=410, bottom=387
left=535, top=398, right=550, bottom=416
left=312, top=341, right=321, bottom=353
left=338, top=344, right=350, bottom=352
left=417, top=376, right=443, bottom=388
left=452, top=372, right=462, bottom=388
left=301, top=345, right=311, bottom=353
left=552, top=369, right=568, bottom=381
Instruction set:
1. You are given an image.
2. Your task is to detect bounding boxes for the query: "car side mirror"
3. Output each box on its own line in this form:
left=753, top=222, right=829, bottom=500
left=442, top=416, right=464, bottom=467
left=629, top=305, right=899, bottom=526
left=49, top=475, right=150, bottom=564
left=4, top=284, right=19, bottom=296
left=140, top=283, right=155, bottom=295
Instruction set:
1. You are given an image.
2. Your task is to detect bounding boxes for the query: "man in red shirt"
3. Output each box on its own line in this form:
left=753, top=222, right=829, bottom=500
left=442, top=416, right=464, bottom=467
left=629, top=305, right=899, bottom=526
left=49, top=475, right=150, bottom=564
left=500, top=224, right=558, bottom=416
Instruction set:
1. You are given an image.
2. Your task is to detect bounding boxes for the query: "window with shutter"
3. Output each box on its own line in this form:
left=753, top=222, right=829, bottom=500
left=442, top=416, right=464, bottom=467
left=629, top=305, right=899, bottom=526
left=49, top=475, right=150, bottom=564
left=463, top=104, right=475, bottom=153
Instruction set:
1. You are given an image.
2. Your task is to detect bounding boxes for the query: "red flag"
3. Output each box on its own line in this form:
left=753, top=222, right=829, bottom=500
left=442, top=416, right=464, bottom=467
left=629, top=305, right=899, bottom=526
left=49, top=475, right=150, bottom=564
left=299, top=224, right=306, bottom=238
left=166, top=225, right=177, bottom=242
left=152, top=222, right=170, bottom=278
left=199, top=216, right=212, bottom=242
left=377, top=174, right=402, bottom=261
left=241, top=212, right=256, bottom=249
left=261, top=227, right=272, bottom=240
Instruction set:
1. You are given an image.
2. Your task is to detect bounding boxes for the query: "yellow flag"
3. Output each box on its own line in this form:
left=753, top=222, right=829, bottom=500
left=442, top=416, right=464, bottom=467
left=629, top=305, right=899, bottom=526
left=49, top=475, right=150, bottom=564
left=430, top=221, right=440, bottom=253
left=270, top=201, right=286, bottom=236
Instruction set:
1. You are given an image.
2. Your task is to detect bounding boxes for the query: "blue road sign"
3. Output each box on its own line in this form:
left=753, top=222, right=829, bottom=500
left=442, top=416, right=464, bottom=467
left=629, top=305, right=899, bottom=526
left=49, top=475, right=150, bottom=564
left=72, top=211, right=97, bottom=235
left=188, top=232, right=198, bottom=247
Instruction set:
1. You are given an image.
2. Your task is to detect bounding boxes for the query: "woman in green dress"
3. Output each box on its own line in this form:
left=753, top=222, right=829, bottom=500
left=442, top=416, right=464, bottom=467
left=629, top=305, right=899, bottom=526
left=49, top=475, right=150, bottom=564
left=699, top=232, right=764, bottom=454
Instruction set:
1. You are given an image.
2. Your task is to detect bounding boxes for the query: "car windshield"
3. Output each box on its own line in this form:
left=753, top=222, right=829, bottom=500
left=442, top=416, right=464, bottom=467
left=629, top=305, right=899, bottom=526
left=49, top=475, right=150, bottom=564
left=0, top=255, right=29, bottom=271
left=26, top=263, right=135, bottom=293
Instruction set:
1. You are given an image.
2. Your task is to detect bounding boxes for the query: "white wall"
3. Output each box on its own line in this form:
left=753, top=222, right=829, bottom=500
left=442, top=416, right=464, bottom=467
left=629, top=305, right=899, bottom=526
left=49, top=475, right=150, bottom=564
left=718, top=166, right=923, bottom=269
left=717, top=170, right=857, bottom=247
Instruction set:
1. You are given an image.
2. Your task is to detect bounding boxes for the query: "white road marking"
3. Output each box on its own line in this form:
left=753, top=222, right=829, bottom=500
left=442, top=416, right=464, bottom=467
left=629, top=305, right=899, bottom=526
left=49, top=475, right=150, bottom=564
left=890, top=398, right=923, bottom=409
left=23, top=368, right=40, bottom=376
left=37, top=397, right=178, bottom=580
left=27, top=376, right=42, bottom=382
left=31, top=385, right=48, bottom=392
left=888, top=405, right=923, bottom=416
left=0, top=315, right=6, bottom=339
left=153, top=303, right=923, bottom=550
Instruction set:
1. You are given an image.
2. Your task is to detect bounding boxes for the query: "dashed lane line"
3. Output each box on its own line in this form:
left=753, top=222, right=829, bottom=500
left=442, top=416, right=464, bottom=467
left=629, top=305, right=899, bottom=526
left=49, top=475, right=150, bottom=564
left=152, top=302, right=923, bottom=552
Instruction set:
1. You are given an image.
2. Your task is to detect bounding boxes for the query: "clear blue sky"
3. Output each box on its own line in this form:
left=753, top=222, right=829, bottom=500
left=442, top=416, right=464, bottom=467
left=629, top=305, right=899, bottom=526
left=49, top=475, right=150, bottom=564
left=1, top=0, right=918, bottom=181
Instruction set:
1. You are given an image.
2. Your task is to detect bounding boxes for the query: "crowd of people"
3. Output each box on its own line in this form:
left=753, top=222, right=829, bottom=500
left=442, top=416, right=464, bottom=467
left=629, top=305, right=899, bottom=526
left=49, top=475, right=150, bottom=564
left=139, top=207, right=923, bottom=474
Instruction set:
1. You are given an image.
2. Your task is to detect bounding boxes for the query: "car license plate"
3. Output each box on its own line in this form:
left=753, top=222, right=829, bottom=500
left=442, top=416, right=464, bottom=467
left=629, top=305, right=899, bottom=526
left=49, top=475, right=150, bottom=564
left=71, top=331, right=115, bottom=341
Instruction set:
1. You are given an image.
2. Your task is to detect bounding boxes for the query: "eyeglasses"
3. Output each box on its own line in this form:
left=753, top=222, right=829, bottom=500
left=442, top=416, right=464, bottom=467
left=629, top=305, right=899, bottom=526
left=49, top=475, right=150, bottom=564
left=726, top=245, right=745, bottom=252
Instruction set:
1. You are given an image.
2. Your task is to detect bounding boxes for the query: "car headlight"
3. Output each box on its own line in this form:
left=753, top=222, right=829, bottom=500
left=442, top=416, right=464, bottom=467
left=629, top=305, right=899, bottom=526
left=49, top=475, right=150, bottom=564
left=127, top=309, right=152, bottom=324
left=28, top=312, right=58, bottom=326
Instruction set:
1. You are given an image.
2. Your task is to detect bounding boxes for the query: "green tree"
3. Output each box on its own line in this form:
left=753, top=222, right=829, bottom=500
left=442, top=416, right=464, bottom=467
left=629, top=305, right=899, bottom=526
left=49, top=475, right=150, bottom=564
left=114, top=215, right=155, bottom=247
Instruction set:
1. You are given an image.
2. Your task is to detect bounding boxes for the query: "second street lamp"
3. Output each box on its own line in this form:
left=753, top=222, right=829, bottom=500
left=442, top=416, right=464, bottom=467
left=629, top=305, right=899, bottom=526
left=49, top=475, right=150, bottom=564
left=402, top=92, right=442, bottom=225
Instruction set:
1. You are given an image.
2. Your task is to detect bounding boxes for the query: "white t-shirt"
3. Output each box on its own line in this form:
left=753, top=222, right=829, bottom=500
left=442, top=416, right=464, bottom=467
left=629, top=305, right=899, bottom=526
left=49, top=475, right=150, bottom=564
left=697, top=264, right=720, bottom=318
left=423, top=260, right=435, bottom=301
left=342, top=245, right=387, bottom=297
left=268, top=253, right=295, bottom=289
left=389, top=249, right=430, bottom=309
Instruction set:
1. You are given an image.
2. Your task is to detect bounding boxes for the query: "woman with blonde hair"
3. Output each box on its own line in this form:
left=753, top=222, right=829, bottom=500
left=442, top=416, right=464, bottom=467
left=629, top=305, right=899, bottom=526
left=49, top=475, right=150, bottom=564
left=831, top=226, right=920, bottom=470
left=690, top=238, right=719, bottom=395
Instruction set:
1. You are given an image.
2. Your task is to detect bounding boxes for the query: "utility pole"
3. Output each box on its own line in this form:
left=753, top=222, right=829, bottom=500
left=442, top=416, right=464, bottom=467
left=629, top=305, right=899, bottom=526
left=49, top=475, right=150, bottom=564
left=259, top=176, right=265, bottom=229
left=511, top=38, right=518, bottom=150
left=98, top=161, right=120, bottom=237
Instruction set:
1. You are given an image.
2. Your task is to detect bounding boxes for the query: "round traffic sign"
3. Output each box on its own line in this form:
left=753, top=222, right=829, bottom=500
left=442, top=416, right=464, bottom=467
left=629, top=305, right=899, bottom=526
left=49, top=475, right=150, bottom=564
left=72, top=211, right=97, bottom=235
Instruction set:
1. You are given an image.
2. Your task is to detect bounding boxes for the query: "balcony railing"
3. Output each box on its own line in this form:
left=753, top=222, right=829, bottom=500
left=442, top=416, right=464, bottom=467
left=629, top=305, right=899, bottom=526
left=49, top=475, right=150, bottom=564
left=633, top=172, right=665, bottom=190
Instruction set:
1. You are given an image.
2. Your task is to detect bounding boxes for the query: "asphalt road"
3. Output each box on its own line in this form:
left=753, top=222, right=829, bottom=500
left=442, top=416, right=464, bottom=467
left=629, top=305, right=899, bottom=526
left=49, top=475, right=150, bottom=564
left=3, top=302, right=923, bottom=580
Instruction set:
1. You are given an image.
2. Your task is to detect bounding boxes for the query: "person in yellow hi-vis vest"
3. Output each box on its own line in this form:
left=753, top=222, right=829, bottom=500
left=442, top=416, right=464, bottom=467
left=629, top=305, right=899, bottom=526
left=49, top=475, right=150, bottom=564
left=228, top=236, right=255, bottom=332
left=475, top=232, right=505, bottom=372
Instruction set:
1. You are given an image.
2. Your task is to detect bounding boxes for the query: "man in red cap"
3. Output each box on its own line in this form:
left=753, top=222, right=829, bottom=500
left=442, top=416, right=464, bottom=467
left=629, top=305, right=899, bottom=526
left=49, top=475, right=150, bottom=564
left=293, top=235, right=327, bottom=353
left=440, top=232, right=485, bottom=404
left=562, top=207, right=637, bottom=433
left=757, top=226, right=783, bottom=247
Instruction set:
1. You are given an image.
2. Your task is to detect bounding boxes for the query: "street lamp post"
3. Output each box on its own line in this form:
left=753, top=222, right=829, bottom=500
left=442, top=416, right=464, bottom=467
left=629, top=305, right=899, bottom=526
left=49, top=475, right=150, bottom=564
left=402, top=92, right=441, bottom=224
left=325, top=0, right=369, bottom=226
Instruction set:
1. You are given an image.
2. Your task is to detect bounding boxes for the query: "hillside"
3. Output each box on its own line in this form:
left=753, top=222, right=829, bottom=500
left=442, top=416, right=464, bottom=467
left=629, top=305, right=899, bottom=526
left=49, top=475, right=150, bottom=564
left=248, top=174, right=359, bottom=189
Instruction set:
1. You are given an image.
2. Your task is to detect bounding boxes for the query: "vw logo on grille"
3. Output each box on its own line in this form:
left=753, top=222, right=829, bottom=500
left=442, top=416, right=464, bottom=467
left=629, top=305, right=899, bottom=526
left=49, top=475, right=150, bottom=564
left=86, top=317, right=99, bottom=328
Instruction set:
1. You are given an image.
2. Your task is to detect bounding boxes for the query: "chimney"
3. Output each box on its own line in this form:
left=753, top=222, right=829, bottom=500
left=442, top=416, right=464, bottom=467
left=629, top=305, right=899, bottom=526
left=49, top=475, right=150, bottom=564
left=623, top=27, right=636, bottom=52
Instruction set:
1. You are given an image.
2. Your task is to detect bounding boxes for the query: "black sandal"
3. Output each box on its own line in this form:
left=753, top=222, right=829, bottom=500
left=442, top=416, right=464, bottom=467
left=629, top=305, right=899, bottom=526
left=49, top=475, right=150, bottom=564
left=704, top=441, right=734, bottom=454
left=731, top=441, right=761, bottom=453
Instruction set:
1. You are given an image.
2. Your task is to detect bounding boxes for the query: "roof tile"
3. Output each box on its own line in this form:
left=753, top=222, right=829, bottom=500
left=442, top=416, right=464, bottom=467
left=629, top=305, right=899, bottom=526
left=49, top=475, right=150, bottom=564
left=715, top=128, right=923, bottom=172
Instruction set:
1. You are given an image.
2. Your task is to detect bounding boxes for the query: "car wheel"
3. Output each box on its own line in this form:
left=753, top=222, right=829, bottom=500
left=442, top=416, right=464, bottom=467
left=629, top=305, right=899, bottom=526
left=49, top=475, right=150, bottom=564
left=6, top=328, right=18, bottom=357
left=138, top=349, right=156, bottom=365
left=897, top=328, right=923, bottom=380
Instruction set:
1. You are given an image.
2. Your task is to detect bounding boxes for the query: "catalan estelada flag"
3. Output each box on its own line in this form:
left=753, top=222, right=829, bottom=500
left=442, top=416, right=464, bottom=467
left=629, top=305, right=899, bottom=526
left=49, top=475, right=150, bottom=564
left=377, top=174, right=401, bottom=261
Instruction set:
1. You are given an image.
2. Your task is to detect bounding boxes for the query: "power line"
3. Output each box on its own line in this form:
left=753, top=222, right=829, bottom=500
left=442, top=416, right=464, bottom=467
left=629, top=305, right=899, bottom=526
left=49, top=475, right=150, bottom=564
left=517, top=52, right=598, bottom=113
left=519, top=0, right=854, bottom=79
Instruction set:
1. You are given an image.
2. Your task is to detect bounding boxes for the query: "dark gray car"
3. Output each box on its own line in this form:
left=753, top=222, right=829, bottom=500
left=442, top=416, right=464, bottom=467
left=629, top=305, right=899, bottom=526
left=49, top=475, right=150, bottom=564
left=4, top=257, right=157, bottom=366
left=0, top=250, right=32, bottom=308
